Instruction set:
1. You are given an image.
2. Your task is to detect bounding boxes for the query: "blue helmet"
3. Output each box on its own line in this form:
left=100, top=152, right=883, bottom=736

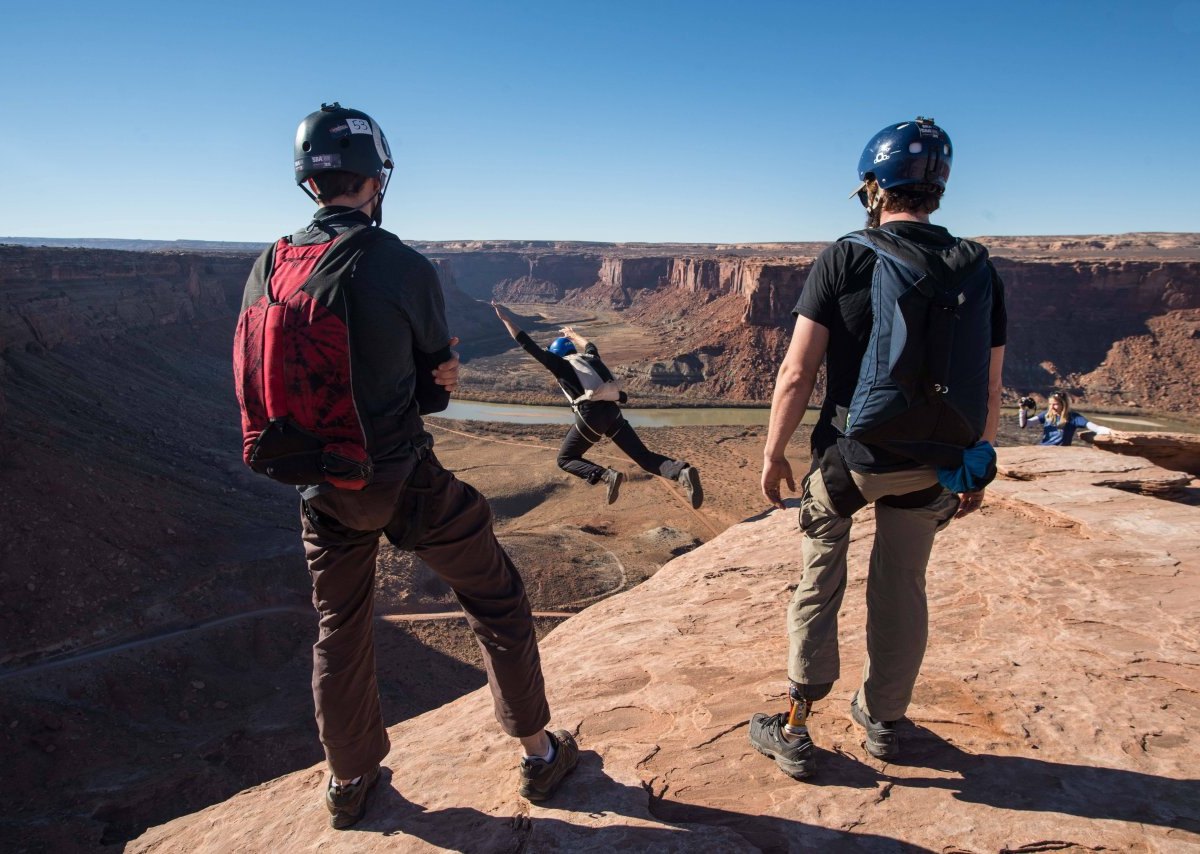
left=548, top=337, right=576, bottom=357
left=855, top=117, right=952, bottom=195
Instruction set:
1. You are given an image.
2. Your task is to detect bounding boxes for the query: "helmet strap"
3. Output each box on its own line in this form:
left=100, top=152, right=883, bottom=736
left=370, top=169, right=390, bottom=226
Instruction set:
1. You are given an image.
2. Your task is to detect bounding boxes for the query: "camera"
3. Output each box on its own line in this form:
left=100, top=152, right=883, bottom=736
left=1018, top=396, right=1036, bottom=409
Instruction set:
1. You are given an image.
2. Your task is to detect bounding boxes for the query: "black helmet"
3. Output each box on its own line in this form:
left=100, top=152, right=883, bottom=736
left=294, top=103, right=393, bottom=187
left=853, top=117, right=952, bottom=198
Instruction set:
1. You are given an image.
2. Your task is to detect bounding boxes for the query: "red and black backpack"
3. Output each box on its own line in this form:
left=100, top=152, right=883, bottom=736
left=233, top=225, right=384, bottom=489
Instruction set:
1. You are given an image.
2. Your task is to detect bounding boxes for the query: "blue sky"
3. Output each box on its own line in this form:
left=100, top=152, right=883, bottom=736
left=4, top=0, right=1199, bottom=243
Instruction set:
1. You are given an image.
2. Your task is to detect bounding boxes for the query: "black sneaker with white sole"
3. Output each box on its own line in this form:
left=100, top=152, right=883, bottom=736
left=850, top=693, right=899, bottom=759
left=748, top=712, right=816, bottom=779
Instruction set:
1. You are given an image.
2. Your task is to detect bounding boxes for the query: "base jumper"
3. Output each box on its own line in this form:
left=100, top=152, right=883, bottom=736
left=232, top=104, right=577, bottom=829
left=492, top=302, right=703, bottom=509
left=748, top=118, right=1007, bottom=778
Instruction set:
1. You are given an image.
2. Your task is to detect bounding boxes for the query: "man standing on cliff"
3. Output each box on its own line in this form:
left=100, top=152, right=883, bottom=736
left=748, top=118, right=1007, bottom=778
left=233, top=104, right=577, bottom=828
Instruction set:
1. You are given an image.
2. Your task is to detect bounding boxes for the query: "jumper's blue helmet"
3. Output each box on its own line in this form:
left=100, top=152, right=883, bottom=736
left=853, top=117, right=952, bottom=202
left=548, top=337, right=576, bottom=357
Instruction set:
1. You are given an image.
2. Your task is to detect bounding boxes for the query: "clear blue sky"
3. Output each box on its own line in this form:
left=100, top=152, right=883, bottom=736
left=5, top=0, right=1199, bottom=243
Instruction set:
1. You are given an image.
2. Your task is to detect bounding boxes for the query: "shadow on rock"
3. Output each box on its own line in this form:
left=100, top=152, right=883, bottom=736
left=878, top=723, right=1198, bottom=833
left=346, top=752, right=931, bottom=852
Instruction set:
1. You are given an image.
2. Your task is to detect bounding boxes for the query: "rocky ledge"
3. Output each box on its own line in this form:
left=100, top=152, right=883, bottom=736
left=131, top=445, right=1200, bottom=852
left=1093, top=430, right=1200, bottom=477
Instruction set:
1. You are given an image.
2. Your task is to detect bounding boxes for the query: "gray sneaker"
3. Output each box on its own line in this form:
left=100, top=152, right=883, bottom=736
left=850, top=693, right=899, bottom=759
left=603, top=469, right=624, bottom=505
left=678, top=466, right=703, bottom=509
left=749, top=712, right=816, bottom=779
left=325, top=765, right=381, bottom=829
left=518, top=730, right=579, bottom=802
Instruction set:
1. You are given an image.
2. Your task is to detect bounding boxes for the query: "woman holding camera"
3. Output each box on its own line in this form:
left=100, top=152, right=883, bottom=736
left=1018, top=391, right=1112, bottom=446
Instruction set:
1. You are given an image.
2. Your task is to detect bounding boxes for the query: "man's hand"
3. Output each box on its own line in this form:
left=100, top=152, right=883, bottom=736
left=432, top=336, right=460, bottom=392
left=491, top=302, right=523, bottom=339
left=561, top=325, right=588, bottom=349
left=955, top=488, right=985, bottom=518
left=762, top=456, right=796, bottom=509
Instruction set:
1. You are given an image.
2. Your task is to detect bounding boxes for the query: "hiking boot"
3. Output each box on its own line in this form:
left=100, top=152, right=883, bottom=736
left=850, top=693, right=899, bottom=759
left=325, top=765, right=381, bottom=830
left=518, top=730, right=579, bottom=802
left=603, top=469, right=624, bottom=505
left=678, top=465, right=703, bottom=509
left=748, top=712, right=816, bottom=780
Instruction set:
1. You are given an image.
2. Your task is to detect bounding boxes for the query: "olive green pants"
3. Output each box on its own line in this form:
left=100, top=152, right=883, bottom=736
left=788, top=465, right=959, bottom=722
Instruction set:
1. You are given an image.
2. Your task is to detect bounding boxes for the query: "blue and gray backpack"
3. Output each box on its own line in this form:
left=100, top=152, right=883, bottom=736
left=839, top=228, right=996, bottom=490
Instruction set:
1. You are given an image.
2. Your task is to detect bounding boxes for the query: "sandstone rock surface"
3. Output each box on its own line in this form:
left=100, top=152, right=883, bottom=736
left=1093, top=429, right=1200, bottom=477
left=131, top=446, right=1200, bottom=853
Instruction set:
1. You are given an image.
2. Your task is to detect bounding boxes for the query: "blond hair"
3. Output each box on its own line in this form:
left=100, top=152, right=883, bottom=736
left=1046, top=391, right=1072, bottom=426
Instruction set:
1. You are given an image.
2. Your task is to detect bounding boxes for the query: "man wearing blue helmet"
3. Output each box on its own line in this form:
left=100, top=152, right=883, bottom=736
left=492, top=302, right=703, bottom=509
left=749, top=118, right=1007, bottom=778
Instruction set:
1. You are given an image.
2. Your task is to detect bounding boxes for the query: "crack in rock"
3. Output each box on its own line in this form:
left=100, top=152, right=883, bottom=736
left=693, top=719, right=749, bottom=748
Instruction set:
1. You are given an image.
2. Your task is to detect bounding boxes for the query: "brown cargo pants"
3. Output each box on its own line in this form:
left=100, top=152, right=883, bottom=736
left=300, top=451, right=551, bottom=781
left=788, top=465, right=959, bottom=722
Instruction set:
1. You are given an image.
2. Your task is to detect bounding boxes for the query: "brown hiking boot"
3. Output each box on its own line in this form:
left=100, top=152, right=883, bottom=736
left=518, top=730, right=579, bottom=802
left=325, top=765, right=381, bottom=829
left=603, top=469, right=624, bottom=505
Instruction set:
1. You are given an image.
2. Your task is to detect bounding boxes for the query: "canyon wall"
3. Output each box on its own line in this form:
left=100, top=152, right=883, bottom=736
left=427, top=243, right=1200, bottom=412
left=0, top=245, right=254, bottom=353
left=4, top=237, right=1199, bottom=415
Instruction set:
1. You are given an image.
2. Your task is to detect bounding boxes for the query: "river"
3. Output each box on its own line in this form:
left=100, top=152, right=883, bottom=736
left=438, top=400, right=1197, bottom=433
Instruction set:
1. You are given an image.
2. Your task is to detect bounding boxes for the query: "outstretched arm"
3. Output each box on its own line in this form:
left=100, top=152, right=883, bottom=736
left=1018, top=394, right=1035, bottom=428
left=492, top=301, right=524, bottom=339
left=762, top=316, right=828, bottom=509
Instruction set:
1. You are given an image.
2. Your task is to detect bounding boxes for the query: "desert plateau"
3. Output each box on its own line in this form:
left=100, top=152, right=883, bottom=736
left=1, top=234, right=1198, bottom=852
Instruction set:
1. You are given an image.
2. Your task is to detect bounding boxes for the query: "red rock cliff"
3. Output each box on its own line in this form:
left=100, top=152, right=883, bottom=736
left=425, top=239, right=1200, bottom=410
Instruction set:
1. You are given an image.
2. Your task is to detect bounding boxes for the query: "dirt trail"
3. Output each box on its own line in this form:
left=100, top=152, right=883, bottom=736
left=0, top=606, right=577, bottom=683
left=427, top=420, right=721, bottom=537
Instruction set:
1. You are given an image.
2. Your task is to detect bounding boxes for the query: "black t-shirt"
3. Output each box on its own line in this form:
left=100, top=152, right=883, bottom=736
left=246, top=207, right=452, bottom=494
left=792, top=221, right=1008, bottom=472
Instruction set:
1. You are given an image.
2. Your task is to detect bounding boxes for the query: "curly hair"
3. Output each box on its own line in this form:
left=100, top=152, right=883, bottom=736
left=863, top=178, right=943, bottom=228
left=881, top=183, right=943, bottom=215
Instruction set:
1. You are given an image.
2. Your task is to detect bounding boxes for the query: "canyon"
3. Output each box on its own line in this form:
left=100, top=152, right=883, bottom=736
left=423, top=233, right=1200, bottom=410
left=1, top=233, right=1197, bottom=851
left=4, top=233, right=1199, bottom=412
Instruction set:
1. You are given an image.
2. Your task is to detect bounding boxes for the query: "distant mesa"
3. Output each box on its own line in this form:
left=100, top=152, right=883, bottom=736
left=3, top=232, right=1200, bottom=414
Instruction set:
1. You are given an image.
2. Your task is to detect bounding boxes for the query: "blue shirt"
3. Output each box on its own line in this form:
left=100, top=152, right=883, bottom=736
left=1031, top=411, right=1090, bottom=446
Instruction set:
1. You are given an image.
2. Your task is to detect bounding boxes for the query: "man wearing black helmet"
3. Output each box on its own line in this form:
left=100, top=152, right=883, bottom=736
left=748, top=118, right=1007, bottom=778
left=237, top=104, right=577, bottom=828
